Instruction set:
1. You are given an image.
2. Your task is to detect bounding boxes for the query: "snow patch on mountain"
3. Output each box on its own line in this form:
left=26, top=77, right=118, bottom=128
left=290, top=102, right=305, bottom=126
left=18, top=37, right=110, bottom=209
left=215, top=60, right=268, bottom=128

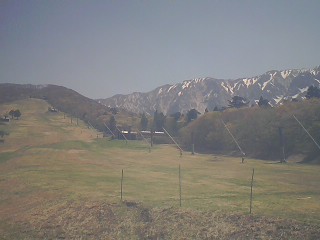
left=182, top=81, right=191, bottom=89
left=98, top=65, right=320, bottom=115
left=299, top=86, right=309, bottom=93
left=193, top=78, right=206, bottom=83
left=274, top=95, right=283, bottom=104
left=262, top=79, right=272, bottom=90
left=221, top=82, right=234, bottom=93
left=292, top=93, right=299, bottom=98
left=281, top=70, right=291, bottom=79
left=311, top=70, right=319, bottom=75
left=242, top=77, right=258, bottom=87
left=167, top=84, right=177, bottom=92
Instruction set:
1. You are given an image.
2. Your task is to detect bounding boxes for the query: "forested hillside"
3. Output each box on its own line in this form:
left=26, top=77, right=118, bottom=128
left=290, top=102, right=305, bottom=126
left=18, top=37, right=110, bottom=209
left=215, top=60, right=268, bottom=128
left=1, top=83, right=320, bottom=162
left=180, top=99, right=320, bottom=162
left=0, top=84, right=139, bottom=131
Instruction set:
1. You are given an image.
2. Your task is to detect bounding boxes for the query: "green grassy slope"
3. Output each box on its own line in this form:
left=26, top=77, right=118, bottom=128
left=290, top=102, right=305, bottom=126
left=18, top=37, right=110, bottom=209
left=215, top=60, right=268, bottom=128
left=0, top=99, right=319, bottom=239
left=0, top=83, right=140, bottom=132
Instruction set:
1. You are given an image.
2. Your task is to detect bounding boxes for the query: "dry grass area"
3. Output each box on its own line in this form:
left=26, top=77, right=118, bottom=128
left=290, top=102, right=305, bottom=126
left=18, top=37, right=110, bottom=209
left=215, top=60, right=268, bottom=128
left=1, top=99, right=320, bottom=239
left=2, top=200, right=319, bottom=240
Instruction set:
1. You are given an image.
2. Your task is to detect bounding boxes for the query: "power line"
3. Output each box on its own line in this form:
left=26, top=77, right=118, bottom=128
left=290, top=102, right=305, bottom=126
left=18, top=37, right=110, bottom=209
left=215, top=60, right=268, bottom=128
left=104, top=122, right=116, bottom=138
left=221, top=119, right=245, bottom=156
left=293, top=115, right=320, bottom=150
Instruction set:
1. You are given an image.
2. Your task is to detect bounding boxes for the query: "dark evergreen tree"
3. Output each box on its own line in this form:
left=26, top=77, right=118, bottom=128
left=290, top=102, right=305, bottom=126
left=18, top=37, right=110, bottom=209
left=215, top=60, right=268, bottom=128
left=228, top=96, right=249, bottom=108
left=9, top=109, right=15, bottom=119
left=164, top=117, right=179, bottom=136
left=108, top=115, right=117, bottom=132
left=170, top=112, right=181, bottom=121
left=186, top=109, right=200, bottom=123
left=305, top=86, right=320, bottom=99
left=110, top=107, right=118, bottom=115
left=140, top=112, right=148, bottom=130
left=258, top=96, right=271, bottom=107
left=13, top=109, right=21, bottom=119
left=153, top=110, right=166, bottom=131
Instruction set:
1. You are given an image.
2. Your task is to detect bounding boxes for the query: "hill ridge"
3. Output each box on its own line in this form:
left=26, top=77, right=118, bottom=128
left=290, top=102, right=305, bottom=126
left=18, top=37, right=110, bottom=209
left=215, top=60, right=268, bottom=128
left=98, top=65, right=320, bottom=114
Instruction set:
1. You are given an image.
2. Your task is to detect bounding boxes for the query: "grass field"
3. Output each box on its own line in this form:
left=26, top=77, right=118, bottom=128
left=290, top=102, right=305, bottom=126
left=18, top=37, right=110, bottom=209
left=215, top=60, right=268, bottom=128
left=0, top=98, right=320, bottom=239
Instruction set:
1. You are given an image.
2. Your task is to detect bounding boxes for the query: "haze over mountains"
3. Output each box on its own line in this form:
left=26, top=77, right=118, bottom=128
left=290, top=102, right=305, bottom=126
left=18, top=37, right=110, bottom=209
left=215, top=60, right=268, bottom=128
left=98, top=66, right=320, bottom=115
left=1, top=65, right=320, bottom=162
left=1, top=65, right=319, bottom=117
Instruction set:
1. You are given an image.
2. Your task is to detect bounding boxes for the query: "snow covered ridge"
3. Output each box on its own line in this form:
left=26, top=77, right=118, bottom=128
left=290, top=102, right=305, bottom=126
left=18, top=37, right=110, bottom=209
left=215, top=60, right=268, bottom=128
left=17, top=84, right=49, bottom=89
left=98, top=65, right=320, bottom=115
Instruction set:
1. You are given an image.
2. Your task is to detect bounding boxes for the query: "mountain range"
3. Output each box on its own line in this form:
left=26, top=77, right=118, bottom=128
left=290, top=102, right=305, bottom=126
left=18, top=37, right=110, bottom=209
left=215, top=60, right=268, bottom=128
left=98, top=66, right=320, bottom=115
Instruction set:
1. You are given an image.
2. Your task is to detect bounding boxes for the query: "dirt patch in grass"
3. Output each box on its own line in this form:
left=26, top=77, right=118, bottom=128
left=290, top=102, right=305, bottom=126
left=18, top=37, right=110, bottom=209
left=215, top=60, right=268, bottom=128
left=2, top=200, right=319, bottom=240
left=67, top=149, right=88, bottom=154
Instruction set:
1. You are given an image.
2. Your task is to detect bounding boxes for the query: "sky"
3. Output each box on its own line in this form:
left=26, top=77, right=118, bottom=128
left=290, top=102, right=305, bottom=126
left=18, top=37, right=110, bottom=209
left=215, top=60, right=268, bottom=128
left=1, top=0, right=320, bottom=99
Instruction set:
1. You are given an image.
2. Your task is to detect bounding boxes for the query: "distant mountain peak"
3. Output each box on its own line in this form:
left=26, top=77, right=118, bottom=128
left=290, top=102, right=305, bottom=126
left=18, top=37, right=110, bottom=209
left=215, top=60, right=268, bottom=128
left=98, top=66, right=320, bottom=115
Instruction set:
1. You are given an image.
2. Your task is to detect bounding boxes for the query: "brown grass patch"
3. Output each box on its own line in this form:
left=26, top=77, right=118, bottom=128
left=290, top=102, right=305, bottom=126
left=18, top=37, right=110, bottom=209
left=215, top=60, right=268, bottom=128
left=2, top=199, right=319, bottom=240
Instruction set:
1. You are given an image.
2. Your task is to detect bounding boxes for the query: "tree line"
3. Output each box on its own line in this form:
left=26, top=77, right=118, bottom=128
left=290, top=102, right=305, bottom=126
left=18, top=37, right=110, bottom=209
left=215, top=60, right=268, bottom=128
left=105, top=85, right=320, bottom=162
left=8, top=109, right=22, bottom=119
left=179, top=98, right=320, bottom=162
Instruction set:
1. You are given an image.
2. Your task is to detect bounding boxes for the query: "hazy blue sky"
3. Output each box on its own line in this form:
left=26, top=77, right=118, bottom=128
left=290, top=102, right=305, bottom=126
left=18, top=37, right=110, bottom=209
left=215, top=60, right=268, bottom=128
left=1, top=0, right=319, bottom=99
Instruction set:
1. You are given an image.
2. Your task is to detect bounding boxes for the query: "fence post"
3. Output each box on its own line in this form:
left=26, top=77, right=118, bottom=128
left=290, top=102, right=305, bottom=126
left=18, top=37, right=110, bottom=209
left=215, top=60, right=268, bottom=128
left=250, top=168, right=255, bottom=214
left=150, top=129, right=154, bottom=147
left=179, top=164, right=182, bottom=207
left=121, top=169, right=124, bottom=201
left=191, top=131, right=195, bottom=155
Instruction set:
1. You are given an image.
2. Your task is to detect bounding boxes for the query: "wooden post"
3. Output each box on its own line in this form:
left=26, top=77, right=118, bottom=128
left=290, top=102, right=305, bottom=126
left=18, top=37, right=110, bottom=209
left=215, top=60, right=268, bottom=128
left=250, top=168, right=255, bottom=214
left=77, top=118, right=79, bottom=125
left=179, top=164, right=182, bottom=207
left=121, top=169, right=124, bottom=201
left=191, top=131, right=195, bottom=155
left=150, top=128, right=154, bottom=147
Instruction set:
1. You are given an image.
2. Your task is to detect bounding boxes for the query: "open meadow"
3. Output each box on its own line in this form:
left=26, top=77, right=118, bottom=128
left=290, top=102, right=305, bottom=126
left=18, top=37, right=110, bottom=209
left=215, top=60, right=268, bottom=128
left=0, top=99, right=320, bottom=239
